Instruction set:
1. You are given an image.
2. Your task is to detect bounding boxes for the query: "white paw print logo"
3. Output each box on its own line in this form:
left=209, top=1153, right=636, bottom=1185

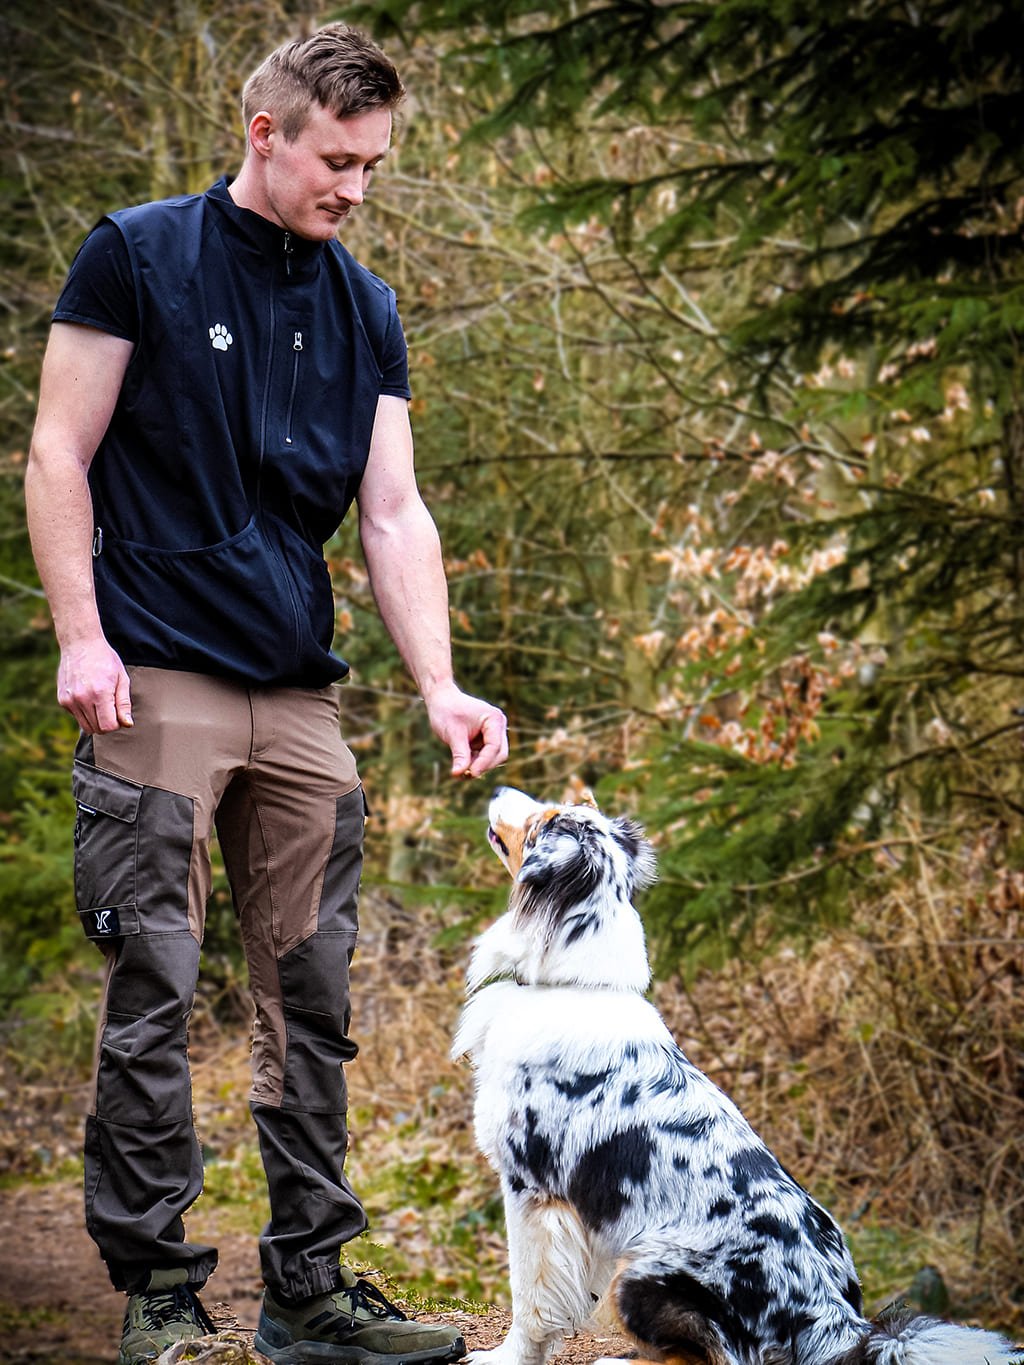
left=209, top=323, right=233, bottom=352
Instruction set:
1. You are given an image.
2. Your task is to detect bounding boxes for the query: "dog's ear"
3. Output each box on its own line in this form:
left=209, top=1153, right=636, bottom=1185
left=516, top=816, right=584, bottom=883
left=611, top=816, right=657, bottom=892
left=514, top=816, right=607, bottom=922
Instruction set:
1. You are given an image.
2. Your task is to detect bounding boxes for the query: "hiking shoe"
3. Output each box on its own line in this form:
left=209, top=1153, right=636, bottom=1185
left=254, top=1268, right=466, bottom=1363
left=117, top=1268, right=216, bottom=1364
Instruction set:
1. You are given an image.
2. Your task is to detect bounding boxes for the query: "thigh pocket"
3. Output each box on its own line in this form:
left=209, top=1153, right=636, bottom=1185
left=73, top=761, right=196, bottom=941
left=73, top=761, right=142, bottom=941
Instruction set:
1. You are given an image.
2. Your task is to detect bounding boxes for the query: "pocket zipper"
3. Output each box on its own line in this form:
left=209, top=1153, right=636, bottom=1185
left=284, top=331, right=303, bottom=447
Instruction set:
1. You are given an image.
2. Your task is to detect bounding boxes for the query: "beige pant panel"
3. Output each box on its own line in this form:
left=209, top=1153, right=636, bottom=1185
left=88, top=666, right=360, bottom=946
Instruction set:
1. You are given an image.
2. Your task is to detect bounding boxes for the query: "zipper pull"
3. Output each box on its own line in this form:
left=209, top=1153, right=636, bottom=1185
left=293, top=331, right=303, bottom=351
left=283, top=231, right=293, bottom=277
left=92, top=526, right=104, bottom=557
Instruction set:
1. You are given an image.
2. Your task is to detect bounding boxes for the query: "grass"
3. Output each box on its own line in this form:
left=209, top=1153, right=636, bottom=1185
left=0, top=1302, right=63, bottom=1334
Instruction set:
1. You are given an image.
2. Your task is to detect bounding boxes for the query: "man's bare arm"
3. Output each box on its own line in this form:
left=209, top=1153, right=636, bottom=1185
left=25, top=322, right=134, bottom=735
left=357, top=394, right=508, bottom=778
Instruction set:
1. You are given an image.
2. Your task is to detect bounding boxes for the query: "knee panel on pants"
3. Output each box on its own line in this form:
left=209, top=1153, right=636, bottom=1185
left=279, top=931, right=358, bottom=1113
left=95, top=932, right=202, bottom=1125
left=250, top=786, right=365, bottom=1113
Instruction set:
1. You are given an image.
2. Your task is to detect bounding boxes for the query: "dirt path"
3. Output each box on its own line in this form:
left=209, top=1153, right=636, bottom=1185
left=0, top=1180, right=630, bottom=1365
left=0, top=1180, right=255, bottom=1364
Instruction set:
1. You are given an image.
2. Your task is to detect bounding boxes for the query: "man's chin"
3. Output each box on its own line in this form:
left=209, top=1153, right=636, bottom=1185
left=282, top=211, right=348, bottom=242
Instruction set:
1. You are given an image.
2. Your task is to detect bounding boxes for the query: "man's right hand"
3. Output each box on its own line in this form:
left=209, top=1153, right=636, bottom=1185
left=57, top=638, right=133, bottom=735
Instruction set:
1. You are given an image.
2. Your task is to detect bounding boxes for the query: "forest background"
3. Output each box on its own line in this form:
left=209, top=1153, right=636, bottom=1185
left=0, top=0, right=1022, bottom=1349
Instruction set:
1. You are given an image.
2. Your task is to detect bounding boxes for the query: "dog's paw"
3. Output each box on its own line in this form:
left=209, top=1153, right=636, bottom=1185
left=466, top=1346, right=545, bottom=1365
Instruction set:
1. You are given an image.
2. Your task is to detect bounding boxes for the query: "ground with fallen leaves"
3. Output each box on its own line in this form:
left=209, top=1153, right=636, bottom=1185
left=0, top=1180, right=632, bottom=1365
left=2, top=878, right=1021, bottom=1360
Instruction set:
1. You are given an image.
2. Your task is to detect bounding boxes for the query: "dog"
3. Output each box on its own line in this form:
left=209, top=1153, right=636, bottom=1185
left=452, top=786, right=1021, bottom=1365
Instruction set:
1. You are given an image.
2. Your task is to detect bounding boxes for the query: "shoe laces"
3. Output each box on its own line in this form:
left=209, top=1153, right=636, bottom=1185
left=336, top=1276, right=407, bottom=1325
left=138, top=1284, right=216, bottom=1334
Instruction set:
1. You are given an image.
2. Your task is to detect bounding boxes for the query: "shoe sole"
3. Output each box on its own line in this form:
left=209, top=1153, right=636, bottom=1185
left=252, top=1333, right=467, bottom=1365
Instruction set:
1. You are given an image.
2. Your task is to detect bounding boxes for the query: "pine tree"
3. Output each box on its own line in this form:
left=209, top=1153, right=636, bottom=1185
left=359, top=0, right=1024, bottom=962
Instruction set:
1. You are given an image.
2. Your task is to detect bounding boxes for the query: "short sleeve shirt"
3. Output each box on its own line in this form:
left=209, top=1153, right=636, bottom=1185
left=53, top=218, right=412, bottom=398
left=54, top=220, right=138, bottom=342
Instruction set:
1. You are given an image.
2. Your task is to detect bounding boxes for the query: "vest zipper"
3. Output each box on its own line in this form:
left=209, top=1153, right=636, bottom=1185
left=284, top=331, right=302, bottom=446
left=257, top=271, right=276, bottom=493
left=255, top=240, right=302, bottom=665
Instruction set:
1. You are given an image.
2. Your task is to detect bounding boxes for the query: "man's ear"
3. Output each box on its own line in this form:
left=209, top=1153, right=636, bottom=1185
left=247, top=110, right=275, bottom=160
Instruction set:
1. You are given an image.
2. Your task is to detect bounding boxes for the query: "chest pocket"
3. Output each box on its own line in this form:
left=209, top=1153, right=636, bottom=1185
left=272, top=311, right=313, bottom=456
left=283, top=327, right=305, bottom=450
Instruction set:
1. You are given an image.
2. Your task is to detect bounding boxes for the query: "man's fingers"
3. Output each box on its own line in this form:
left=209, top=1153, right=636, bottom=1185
left=450, top=736, right=473, bottom=777
left=91, top=689, right=121, bottom=734
left=426, top=687, right=509, bottom=779
left=65, top=702, right=95, bottom=735
left=114, top=669, right=134, bottom=728
left=58, top=681, right=130, bottom=735
left=56, top=641, right=132, bottom=735
left=466, top=710, right=509, bottom=778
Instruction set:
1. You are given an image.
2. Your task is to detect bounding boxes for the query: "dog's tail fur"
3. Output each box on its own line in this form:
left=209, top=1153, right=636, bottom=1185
left=856, top=1313, right=1021, bottom=1365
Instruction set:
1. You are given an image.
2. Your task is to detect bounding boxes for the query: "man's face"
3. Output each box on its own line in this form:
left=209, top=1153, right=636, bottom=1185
left=257, top=102, right=392, bottom=241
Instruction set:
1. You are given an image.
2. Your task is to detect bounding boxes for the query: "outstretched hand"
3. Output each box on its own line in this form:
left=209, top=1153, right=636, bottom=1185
left=424, top=683, right=509, bottom=779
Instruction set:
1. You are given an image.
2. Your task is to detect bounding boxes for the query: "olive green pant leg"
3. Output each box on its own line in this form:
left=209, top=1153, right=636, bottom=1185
left=76, top=668, right=251, bottom=1292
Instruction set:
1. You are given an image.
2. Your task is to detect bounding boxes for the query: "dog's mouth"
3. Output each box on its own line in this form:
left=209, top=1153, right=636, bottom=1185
left=488, top=826, right=510, bottom=858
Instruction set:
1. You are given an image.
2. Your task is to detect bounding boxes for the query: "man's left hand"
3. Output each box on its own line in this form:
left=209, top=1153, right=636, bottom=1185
left=424, top=683, right=509, bottom=779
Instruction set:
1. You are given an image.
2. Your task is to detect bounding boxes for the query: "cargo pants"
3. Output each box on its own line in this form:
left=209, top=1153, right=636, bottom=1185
left=73, top=666, right=369, bottom=1299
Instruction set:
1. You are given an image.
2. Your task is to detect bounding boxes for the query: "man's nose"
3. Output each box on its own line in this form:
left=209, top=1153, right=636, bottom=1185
left=336, top=170, right=365, bottom=205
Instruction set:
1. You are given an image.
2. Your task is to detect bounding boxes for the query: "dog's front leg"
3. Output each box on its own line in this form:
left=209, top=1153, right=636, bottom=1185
left=470, top=1194, right=595, bottom=1365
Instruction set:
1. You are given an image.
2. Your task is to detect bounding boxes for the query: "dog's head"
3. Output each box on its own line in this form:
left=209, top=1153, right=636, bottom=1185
left=488, top=786, right=656, bottom=899
left=475, top=786, right=655, bottom=992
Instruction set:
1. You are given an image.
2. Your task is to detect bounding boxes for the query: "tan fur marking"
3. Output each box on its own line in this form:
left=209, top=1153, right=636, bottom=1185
left=492, top=806, right=562, bottom=878
left=490, top=814, right=528, bottom=877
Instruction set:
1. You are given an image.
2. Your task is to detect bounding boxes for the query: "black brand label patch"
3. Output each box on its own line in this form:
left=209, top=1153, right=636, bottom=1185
left=88, top=907, right=121, bottom=937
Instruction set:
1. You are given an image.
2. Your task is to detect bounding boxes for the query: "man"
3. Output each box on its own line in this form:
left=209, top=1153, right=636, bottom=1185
left=25, top=24, right=507, bottom=1365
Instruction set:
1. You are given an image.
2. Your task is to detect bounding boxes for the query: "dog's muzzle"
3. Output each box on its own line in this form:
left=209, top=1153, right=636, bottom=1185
left=488, top=826, right=510, bottom=857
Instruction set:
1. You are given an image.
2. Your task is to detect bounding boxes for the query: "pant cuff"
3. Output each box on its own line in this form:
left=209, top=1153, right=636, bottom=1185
left=269, top=1260, right=345, bottom=1304
left=109, top=1251, right=218, bottom=1295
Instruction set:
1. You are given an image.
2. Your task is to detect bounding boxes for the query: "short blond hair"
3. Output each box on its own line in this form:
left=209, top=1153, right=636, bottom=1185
left=242, top=24, right=405, bottom=141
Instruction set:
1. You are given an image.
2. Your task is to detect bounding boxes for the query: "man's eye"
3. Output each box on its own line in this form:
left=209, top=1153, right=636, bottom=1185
left=326, top=163, right=378, bottom=178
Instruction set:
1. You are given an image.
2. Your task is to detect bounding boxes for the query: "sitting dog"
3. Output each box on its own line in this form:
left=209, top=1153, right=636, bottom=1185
left=452, top=786, right=1020, bottom=1365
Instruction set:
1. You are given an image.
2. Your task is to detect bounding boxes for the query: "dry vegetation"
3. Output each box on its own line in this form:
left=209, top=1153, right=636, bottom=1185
left=655, top=864, right=1024, bottom=1329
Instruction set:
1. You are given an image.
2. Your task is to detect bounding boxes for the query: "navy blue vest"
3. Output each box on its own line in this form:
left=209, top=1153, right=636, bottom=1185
left=87, top=178, right=406, bottom=687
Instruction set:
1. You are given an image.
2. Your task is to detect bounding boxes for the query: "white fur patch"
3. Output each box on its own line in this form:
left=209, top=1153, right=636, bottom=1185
left=866, top=1317, right=1022, bottom=1364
